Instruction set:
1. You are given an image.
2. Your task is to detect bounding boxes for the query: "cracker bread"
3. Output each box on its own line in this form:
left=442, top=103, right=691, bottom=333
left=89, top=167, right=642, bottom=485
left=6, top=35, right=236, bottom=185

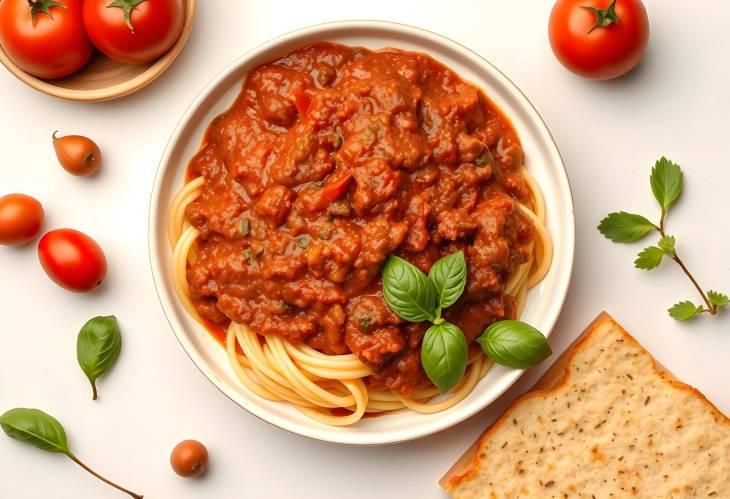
left=441, top=313, right=730, bottom=498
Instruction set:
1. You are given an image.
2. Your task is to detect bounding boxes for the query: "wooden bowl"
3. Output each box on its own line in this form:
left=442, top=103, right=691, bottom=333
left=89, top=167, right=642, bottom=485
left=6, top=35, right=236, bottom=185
left=0, top=0, right=196, bottom=102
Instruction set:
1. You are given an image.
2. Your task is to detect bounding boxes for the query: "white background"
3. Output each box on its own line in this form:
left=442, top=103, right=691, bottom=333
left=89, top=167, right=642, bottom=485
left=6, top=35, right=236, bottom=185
left=1, top=1, right=728, bottom=498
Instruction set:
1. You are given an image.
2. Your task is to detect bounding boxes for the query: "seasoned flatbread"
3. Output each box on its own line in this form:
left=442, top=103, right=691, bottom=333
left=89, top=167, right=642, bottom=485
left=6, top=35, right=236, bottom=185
left=441, top=313, right=730, bottom=498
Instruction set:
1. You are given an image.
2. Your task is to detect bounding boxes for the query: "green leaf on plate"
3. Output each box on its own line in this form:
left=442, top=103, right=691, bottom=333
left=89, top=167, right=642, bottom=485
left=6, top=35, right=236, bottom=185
left=476, top=320, right=552, bottom=369
left=421, top=322, right=468, bottom=393
left=428, top=251, right=467, bottom=312
left=382, top=255, right=437, bottom=323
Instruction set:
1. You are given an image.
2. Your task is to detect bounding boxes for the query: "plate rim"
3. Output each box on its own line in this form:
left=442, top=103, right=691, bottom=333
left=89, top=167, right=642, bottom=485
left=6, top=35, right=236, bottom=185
left=148, top=19, right=575, bottom=445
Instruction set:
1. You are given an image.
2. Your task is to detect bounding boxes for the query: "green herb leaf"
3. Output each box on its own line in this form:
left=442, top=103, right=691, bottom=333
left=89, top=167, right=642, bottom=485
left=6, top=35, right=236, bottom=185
left=1, top=408, right=144, bottom=498
left=475, top=149, right=493, bottom=167
left=358, top=318, right=371, bottom=332
left=668, top=301, right=703, bottom=321
left=0, top=408, right=71, bottom=455
left=597, top=212, right=656, bottom=243
left=421, top=322, right=468, bottom=392
left=658, top=235, right=676, bottom=256
left=77, top=316, right=122, bottom=400
left=382, top=255, right=437, bottom=323
left=296, top=234, right=311, bottom=248
left=650, top=157, right=683, bottom=215
left=707, top=291, right=729, bottom=309
left=476, top=320, right=552, bottom=369
left=428, top=251, right=467, bottom=312
left=635, top=246, right=665, bottom=270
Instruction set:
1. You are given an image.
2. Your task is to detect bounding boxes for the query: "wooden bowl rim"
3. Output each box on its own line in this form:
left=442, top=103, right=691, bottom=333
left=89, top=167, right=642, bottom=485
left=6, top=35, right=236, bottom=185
left=0, top=0, right=196, bottom=102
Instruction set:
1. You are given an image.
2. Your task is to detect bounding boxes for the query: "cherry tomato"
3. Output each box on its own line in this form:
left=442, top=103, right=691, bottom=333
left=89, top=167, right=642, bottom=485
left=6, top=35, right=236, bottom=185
left=52, top=132, right=102, bottom=177
left=549, top=0, right=649, bottom=80
left=38, top=229, right=107, bottom=292
left=0, top=194, right=44, bottom=246
left=0, top=0, right=93, bottom=79
left=82, top=0, right=185, bottom=65
left=170, top=440, right=208, bottom=478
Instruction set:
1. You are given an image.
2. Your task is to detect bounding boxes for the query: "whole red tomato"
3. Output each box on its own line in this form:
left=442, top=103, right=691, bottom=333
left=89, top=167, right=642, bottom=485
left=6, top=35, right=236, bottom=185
left=83, top=0, right=184, bottom=65
left=549, top=0, right=649, bottom=80
left=38, top=229, right=107, bottom=293
left=0, top=194, right=44, bottom=246
left=0, top=0, right=93, bottom=79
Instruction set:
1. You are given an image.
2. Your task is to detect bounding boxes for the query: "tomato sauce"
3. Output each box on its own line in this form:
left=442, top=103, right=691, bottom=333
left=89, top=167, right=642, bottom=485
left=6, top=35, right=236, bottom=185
left=185, top=42, right=533, bottom=395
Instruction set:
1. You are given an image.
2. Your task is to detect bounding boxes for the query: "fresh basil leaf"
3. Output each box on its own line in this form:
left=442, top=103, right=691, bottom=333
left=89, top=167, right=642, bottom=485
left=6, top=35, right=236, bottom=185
left=421, top=322, right=468, bottom=392
left=382, top=255, right=436, bottom=323
left=0, top=408, right=71, bottom=455
left=428, top=251, right=467, bottom=311
left=1, top=408, right=144, bottom=498
left=668, top=301, right=703, bottom=321
left=77, top=316, right=122, bottom=400
left=658, top=235, right=676, bottom=256
left=635, top=246, right=664, bottom=270
left=650, top=157, right=683, bottom=214
left=707, top=290, right=729, bottom=309
left=597, top=212, right=655, bottom=243
left=476, top=320, right=551, bottom=369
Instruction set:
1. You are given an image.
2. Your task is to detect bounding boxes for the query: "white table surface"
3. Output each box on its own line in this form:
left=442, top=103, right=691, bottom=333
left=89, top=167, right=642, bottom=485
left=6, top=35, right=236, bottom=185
left=1, top=1, right=728, bottom=498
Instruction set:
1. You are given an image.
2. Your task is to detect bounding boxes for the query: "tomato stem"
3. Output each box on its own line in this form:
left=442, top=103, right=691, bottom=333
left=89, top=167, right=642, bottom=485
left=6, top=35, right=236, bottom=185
left=27, top=0, right=66, bottom=25
left=581, top=0, right=619, bottom=33
left=106, top=0, right=147, bottom=32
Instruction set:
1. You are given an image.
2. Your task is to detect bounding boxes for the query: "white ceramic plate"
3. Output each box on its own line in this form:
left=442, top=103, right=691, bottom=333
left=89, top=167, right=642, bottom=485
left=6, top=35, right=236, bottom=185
left=149, top=20, right=574, bottom=445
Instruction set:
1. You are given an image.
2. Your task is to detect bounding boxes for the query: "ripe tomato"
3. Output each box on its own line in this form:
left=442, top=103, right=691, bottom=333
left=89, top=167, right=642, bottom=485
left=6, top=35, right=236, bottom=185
left=170, top=440, right=209, bottom=478
left=82, top=0, right=185, bottom=65
left=0, top=0, right=93, bottom=79
left=0, top=194, right=44, bottom=246
left=549, top=0, right=649, bottom=80
left=38, top=229, right=107, bottom=293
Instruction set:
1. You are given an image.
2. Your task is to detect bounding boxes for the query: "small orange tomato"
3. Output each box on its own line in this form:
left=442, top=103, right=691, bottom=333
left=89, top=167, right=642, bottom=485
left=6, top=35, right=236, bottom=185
left=170, top=440, right=208, bottom=478
left=0, top=194, right=44, bottom=246
left=52, top=132, right=102, bottom=177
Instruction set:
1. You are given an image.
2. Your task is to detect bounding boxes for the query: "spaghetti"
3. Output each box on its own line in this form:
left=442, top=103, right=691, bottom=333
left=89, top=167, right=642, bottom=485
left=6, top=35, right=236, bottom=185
left=167, top=42, right=553, bottom=426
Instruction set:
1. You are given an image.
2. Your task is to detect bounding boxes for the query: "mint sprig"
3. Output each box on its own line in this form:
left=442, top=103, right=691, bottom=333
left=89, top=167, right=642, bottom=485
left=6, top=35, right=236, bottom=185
left=598, top=157, right=727, bottom=322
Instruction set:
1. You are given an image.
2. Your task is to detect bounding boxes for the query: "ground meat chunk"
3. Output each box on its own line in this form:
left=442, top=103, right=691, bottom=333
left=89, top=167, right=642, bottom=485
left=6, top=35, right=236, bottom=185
left=255, top=185, right=294, bottom=227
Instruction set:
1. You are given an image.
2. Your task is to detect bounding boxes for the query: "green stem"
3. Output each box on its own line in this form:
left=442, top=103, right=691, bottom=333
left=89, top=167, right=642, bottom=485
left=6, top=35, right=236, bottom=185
left=655, top=225, right=716, bottom=314
left=581, top=0, right=619, bottom=33
left=68, top=454, right=143, bottom=499
left=106, top=0, right=146, bottom=31
left=670, top=254, right=716, bottom=314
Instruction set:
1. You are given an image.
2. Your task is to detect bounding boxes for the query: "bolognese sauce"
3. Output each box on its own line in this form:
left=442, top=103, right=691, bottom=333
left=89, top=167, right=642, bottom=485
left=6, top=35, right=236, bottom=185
left=184, top=42, right=534, bottom=396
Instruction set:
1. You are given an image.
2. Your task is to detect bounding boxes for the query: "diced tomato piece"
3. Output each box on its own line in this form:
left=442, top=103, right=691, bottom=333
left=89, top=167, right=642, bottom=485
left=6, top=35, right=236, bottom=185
left=290, top=88, right=312, bottom=116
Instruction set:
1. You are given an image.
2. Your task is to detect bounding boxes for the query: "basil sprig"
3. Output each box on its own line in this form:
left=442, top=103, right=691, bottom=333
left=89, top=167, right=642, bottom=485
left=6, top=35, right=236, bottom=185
left=598, top=157, right=728, bottom=321
left=382, top=252, right=551, bottom=392
left=77, top=316, right=122, bottom=400
left=0, top=408, right=143, bottom=498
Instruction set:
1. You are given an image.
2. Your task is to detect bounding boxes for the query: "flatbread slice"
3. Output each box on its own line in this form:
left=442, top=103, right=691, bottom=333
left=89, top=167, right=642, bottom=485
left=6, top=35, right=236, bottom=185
left=441, top=312, right=730, bottom=498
